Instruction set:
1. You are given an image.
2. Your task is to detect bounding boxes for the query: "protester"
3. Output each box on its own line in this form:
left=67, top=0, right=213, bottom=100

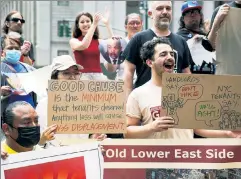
left=124, top=13, right=143, bottom=43
left=1, top=36, right=37, bottom=112
left=35, top=55, right=107, bottom=147
left=123, top=1, right=192, bottom=98
left=69, top=10, right=113, bottom=80
left=177, top=1, right=216, bottom=139
left=1, top=101, right=57, bottom=157
left=125, top=37, right=241, bottom=139
left=124, top=13, right=143, bottom=82
left=177, top=1, right=215, bottom=74
left=1, top=11, right=34, bottom=65
left=208, top=1, right=241, bottom=50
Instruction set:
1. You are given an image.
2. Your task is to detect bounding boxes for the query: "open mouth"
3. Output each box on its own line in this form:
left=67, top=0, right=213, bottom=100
left=163, top=60, right=174, bottom=70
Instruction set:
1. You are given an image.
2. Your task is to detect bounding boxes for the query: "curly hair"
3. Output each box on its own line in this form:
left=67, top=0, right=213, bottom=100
left=140, top=37, right=173, bottom=63
left=2, top=11, right=24, bottom=34
left=72, top=12, right=99, bottom=39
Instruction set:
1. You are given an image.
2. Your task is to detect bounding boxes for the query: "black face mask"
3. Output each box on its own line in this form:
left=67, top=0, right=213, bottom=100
left=8, top=124, right=40, bottom=148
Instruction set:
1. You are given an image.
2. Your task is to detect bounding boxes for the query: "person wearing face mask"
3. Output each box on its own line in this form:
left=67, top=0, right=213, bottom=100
left=1, top=101, right=41, bottom=155
left=1, top=37, right=37, bottom=123
left=125, top=37, right=241, bottom=139
left=1, top=11, right=34, bottom=65
left=1, top=101, right=58, bottom=159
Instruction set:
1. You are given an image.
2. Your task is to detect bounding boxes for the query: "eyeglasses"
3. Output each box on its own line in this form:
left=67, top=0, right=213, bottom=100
left=184, top=9, right=200, bottom=16
left=10, top=18, right=25, bottom=24
left=127, top=21, right=141, bottom=26
left=59, top=71, right=82, bottom=79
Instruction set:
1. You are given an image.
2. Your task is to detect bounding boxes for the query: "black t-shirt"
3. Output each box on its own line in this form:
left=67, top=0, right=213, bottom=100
left=210, top=1, right=241, bottom=30
left=177, top=28, right=215, bottom=75
left=123, top=29, right=191, bottom=89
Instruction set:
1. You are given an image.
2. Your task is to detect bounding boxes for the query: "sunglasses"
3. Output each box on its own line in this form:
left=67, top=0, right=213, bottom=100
left=10, top=18, right=25, bottom=24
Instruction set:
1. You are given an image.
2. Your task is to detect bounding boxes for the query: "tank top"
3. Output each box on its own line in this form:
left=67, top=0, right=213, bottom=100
left=73, top=36, right=102, bottom=73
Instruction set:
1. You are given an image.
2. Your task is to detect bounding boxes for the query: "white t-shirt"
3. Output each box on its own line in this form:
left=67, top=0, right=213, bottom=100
left=36, top=97, right=89, bottom=147
left=126, top=81, right=193, bottom=139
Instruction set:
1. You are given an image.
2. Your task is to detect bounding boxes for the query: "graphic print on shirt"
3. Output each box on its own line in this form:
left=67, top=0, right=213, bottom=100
left=150, top=106, right=166, bottom=120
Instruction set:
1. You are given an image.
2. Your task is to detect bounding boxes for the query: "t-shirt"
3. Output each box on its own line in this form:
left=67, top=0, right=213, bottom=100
left=73, top=36, right=102, bottom=73
left=1, top=141, right=41, bottom=154
left=215, top=8, right=241, bottom=75
left=210, top=1, right=241, bottom=29
left=177, top=28, right=215, bottom=75
left=122, top=29, right=191, bottom=89
left=126, top=81, right=193, bottom=139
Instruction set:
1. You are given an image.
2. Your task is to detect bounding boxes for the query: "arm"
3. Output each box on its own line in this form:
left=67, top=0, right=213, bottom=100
left=101, top=8, right=114, bottom=38
left=123, top=60, right=136, bottom=98
left=21, top=55, right=33, bottom=65
left=207, top=4, right=230, bottom=50
left=126, top=116, right=175, bottom=139
left=194, top=129, right=241, bottom=138
left=125, top=116, right=154, bottom=138
left=69, top=13, right=101, bottom=51
left=182, top=67, right=191, bottom=74
left=21, top=41, right=34, bottom=65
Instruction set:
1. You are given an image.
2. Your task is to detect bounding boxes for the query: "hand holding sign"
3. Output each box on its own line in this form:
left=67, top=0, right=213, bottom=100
left=150, top=116, right=175, bottom=132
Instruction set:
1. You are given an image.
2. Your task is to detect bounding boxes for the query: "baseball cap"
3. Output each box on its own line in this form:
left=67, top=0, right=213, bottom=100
left=181, top=1, right=202, bottom=14
left=51, top=55, right=84, bottom=72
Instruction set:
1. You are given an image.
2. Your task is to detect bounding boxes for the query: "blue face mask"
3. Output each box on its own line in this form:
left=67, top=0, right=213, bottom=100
left=5, top=50, right=21, bottom=64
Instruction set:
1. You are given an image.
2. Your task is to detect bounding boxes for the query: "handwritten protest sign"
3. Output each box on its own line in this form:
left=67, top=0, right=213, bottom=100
left=48, top=80, right=126, bottom=134
left=1, top=142, right=103, bottom=179
left=103, top=139, right=241, bottom=179
left=162, top=73, right=241, bottom=130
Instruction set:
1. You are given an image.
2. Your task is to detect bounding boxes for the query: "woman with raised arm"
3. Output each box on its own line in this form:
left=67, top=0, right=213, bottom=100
left=69, top=9, right=113, bottom=80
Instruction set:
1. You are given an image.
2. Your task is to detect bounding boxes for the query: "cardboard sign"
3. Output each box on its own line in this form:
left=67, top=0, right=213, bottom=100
left=162, top=73, right=241, bottom=130
left=1, top=142, right=103, bottom=179
left=103, top=139, right=241, bottom=179
left=47, top=80, right=126, bottom=134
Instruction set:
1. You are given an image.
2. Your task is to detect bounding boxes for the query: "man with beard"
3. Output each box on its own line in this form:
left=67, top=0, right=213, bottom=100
left=1, top=11, right=34, bottom=65
left=177, top=1, right=215, bottom=139
left=177, top=1, right=215, bottom=75
left=123, top=1, right=192, bottom=98
left=125, top=37, right=241, bottom=139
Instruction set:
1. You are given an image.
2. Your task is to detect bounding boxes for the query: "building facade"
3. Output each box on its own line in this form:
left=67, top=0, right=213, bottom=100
left=0, top=1, right=226, bottom=67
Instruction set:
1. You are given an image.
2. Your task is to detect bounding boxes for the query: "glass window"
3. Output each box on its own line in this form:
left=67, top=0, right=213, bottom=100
left=57, top=50, right=69, bottom=56
left=57, top=1, right=69, bottom=6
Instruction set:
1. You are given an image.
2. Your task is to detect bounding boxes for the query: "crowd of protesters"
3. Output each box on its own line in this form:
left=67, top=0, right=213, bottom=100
left=1, top=2, right=241, bottom=175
